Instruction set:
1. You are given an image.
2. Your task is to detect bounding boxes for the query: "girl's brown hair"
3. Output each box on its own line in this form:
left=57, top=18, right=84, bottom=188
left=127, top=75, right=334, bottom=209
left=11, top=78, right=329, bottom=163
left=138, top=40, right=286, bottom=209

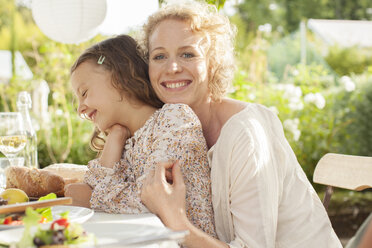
left=71, top=34, right=163, bottom=151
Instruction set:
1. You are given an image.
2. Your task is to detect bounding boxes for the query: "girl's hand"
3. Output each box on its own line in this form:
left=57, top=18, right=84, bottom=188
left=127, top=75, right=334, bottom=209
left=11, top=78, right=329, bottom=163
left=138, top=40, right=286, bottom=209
left=99, top=124, right=130, bottom=168
left=105, top=124, right=130, bottom=142
left=141, top=161, right=190, bottom=230
left=64, top=183, right=92, bottom=208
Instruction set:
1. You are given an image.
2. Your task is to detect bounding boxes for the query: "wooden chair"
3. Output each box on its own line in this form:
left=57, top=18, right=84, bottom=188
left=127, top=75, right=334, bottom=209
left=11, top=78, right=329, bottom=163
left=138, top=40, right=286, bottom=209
left=313, top=153, right=372, bottom=210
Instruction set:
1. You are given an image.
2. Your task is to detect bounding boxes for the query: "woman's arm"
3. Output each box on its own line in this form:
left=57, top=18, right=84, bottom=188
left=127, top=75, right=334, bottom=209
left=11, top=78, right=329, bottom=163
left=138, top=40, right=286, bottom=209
left=141, top=161, right=228, bottom=248
left=99, top=124, right=129, bottom=168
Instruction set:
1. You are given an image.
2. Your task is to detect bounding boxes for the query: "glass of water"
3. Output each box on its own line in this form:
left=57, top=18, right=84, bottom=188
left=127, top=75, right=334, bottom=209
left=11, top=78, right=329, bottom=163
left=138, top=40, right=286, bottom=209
left=0, top=157, right=24, bottom=191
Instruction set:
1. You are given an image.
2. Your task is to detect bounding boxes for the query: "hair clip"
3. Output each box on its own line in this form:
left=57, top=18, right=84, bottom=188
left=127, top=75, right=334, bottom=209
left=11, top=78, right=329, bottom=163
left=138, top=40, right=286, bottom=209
left=97, top=55, right=105, bottom=65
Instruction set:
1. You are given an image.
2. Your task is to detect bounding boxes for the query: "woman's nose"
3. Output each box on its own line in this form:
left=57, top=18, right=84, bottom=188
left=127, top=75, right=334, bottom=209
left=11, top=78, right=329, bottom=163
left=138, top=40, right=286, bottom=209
left=166, top=59, right=182, bottom=74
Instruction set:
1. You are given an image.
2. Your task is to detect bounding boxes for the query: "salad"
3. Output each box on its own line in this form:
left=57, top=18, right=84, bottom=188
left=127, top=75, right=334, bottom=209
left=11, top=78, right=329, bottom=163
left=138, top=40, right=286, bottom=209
left=0, top=193, right=57, bottom=226
left=12, top=208, right=95, bottom=248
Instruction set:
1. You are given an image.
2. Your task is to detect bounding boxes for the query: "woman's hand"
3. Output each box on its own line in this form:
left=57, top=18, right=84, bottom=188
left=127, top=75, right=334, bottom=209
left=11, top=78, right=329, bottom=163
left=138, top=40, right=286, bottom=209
left=141, top=161, right=190, bottom=230
left=142, top=162, right=228, bottom=248
left=64, top=183, right=92, bottom=208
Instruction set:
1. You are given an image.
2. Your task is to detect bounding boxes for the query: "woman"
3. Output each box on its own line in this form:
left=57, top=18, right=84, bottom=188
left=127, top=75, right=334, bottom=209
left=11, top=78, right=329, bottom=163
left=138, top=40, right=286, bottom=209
left=140, top=1, right=342, bottom=247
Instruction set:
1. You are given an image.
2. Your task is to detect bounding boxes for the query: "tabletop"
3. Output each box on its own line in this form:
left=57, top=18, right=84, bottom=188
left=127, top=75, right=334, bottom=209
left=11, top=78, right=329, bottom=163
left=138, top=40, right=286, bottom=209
left=87, top=212, right=164, bottom=226
left=0, top=210, right=184, bottom=248
left=83, top=211, right=183, bottom=248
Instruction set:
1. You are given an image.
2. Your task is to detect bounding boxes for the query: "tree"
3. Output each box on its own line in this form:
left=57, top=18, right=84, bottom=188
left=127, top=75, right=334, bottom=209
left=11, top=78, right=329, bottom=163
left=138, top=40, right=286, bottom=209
left=235, top=0, right=372, bottom=34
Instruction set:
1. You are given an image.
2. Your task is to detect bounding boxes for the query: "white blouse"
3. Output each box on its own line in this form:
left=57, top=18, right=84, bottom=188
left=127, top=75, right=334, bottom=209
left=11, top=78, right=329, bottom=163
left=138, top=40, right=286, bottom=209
left=208, top=103, right=342, bottom=248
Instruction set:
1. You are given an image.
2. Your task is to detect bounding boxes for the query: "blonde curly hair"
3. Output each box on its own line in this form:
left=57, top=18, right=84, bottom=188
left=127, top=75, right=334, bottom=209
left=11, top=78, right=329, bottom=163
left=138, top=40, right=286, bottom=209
left=140, top=0, right=236, bottom=101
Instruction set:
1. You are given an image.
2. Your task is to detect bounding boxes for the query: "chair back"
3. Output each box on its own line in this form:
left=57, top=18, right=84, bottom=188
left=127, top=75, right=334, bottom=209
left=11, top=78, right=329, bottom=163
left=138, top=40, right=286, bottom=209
left=313, top=153, right=372, bottom=210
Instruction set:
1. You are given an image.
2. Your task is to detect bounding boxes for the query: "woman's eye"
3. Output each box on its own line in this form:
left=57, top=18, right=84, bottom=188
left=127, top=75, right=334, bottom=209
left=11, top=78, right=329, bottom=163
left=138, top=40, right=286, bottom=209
left=182, top=53, right=194, bottom=58
left=82, top=90, right=87, bottom=97
left=153, top=54, right=165, bottom=60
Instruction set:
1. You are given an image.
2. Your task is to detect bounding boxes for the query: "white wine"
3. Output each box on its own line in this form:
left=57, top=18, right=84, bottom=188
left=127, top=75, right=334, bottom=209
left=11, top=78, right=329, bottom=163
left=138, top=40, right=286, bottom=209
left=0, top=135, right=27, bottom=156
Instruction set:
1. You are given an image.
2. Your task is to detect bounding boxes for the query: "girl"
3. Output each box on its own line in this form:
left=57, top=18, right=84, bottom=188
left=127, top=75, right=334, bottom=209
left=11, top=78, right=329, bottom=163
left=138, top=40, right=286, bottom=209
left=66, top=34, right=216, bottom=238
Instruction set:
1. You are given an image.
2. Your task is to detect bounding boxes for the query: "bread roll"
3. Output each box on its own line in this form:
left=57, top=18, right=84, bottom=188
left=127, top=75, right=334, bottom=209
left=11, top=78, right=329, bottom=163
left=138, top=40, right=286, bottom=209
left=5, top=166, right=65, bottom=197
left=42, top=163, right=88, bottom=182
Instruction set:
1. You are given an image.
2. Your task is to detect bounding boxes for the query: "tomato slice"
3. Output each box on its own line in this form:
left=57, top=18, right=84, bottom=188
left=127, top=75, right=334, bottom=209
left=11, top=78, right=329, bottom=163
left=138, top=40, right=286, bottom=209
left=51, top=218, right=69, bottom=230
left=3, top=216, right=12, bottom=225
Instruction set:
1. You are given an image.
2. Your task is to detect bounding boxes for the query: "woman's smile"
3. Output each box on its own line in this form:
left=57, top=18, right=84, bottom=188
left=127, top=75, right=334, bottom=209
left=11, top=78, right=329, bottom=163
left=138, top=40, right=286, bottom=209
left=161, top=80, right=192, bottom=90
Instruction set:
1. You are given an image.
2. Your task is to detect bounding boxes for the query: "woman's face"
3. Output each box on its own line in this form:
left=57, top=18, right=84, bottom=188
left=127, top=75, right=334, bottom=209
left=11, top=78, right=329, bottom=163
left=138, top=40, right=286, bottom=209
left=148, top=19, right=210, bottom=109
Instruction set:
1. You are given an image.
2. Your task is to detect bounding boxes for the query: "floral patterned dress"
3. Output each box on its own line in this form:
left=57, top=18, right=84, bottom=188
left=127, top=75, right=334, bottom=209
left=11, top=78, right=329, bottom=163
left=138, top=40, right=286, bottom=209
left=84, top=103, right=216, bottom=237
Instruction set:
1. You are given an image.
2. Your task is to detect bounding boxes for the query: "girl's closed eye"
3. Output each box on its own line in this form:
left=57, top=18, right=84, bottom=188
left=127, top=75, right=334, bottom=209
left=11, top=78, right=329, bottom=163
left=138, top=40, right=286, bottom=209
left=82, top=89, right=87, bottom=97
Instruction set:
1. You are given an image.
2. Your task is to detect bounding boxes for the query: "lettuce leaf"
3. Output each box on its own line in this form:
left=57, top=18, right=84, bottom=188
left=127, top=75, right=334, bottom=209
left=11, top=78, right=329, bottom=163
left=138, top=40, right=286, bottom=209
left=35, top=193, right=57, bottom=222
left=18, top=208, right=40, bottom=248
left=38, top=193, right=57, bottom=201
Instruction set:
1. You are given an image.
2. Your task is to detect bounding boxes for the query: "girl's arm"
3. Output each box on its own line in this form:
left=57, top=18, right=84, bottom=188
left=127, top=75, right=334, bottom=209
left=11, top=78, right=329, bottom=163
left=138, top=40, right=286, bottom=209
left=83, top=125, right=149, bottom=213
left=99, top=124, right=129, bottom=168
left=141, top=161, right=228, bottom=248
left=65, top=125, right=127, bottom=208
left=64, top=183, right=92, bottom=208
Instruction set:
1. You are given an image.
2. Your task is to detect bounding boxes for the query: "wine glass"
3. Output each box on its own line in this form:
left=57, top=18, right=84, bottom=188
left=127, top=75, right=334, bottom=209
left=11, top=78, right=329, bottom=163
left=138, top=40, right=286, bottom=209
left=0, top=112, right=27, bottom=189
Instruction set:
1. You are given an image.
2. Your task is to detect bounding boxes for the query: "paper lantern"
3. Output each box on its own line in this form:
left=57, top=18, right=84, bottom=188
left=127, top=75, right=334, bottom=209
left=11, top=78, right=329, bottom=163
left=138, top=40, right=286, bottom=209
left=31, top=0, right=107, bottom=44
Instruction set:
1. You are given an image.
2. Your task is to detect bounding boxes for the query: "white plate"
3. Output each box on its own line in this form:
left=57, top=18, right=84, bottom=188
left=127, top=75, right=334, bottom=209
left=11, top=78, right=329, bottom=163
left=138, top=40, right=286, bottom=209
left=0, top=205, right=94, bottom=230
left=52, top=205, right=94, bottom=224
left=0, top=222, right=182, bottom=248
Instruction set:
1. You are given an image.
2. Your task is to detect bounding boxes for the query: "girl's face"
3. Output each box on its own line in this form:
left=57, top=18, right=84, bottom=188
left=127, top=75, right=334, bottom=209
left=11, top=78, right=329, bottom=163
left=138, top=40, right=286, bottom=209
left=148, top=19, right=210, bottom=109
left=71, top=61, right=124, bottom=132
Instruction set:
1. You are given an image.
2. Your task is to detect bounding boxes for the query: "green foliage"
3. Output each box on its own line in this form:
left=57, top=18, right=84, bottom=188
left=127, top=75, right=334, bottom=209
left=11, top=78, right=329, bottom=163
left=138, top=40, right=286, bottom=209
left=206, top=0, right=226, bottom=10
left=333, top=75, right=372, bottom=156
left=235, top=0, right=372, bottom=33
left=230, top=64, right=372, bottom=186
left=267, top=31, right=334, bottom=80
left=325, top=45, right=372, bottom=76
left=326, top=191, right=372, bottom=215
left=0, top=0, right=13, bottom=29
left=236, top=0, right=285, bottom=34
left=235, top=34, right=269, bottom=84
